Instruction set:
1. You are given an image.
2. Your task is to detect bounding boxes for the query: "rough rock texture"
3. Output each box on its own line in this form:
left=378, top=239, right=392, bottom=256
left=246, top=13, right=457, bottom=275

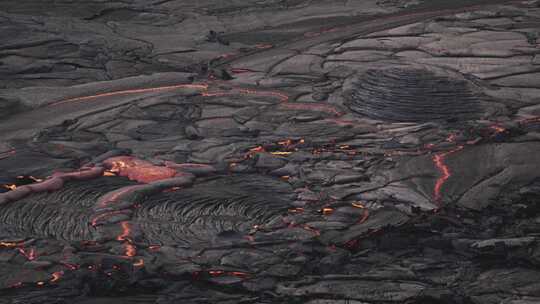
left=1, top=0, right=540, bottom=303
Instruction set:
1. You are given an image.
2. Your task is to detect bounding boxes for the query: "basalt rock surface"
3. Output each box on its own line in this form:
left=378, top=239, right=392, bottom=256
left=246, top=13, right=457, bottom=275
left=1, top=0, right=540, bottom=303
left=344, top=66, right=483, bottom=122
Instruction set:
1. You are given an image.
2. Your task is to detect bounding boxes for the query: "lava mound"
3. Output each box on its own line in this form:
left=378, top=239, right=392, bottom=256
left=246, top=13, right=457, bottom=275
left=344, top=67, right=482, bottom=122
left=136, top=174, right=293, bottom=246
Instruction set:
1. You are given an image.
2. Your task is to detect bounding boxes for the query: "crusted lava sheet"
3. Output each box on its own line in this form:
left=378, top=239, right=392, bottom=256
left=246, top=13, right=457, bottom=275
left=1, top=0, right=540, bottom=303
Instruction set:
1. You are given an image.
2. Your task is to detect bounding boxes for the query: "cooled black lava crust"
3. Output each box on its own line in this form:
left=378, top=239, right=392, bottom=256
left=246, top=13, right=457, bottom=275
left=344, top=67, right=482, bottom=122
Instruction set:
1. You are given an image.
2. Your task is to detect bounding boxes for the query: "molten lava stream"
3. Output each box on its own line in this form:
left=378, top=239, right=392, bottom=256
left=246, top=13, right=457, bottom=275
left=432, top=146, right=463, bottom=205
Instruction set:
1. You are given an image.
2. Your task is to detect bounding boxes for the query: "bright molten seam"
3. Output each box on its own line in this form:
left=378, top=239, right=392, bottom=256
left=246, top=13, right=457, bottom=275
left=49, top=83, right=209, bottom=107
left=432, top=146, right=464, bottom=203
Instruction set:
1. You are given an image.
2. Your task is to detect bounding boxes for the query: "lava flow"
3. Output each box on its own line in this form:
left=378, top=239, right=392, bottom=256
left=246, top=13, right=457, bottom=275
left=49, top=83, right=209, bottom=107
left=117, top=221, right=137, bottom=257
left=432, top=146, right=464, bottom=204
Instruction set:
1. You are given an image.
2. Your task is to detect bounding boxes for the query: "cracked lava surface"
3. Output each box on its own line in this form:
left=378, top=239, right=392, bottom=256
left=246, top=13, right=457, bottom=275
left=1, top=0, right=540, bottom=303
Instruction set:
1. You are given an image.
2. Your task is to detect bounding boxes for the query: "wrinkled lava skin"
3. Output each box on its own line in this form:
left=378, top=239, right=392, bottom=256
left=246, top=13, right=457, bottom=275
left=1, top=0, right=540, bottom=303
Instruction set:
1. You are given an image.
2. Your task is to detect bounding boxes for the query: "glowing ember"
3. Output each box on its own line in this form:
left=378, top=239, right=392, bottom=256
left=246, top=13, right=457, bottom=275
left=270, top=151, right=293, bottom=156
left=0, top=241, right=18, bottom=248
left=124, top=243, right=137, bottom=257
left=288, top=208, right=304, bottom=213
left=351, top=202, right=365, bottom=209
left=490, top=125, right=506, bottom=134
left=2, top=184, right=17, bottom=191
left=103, top=157, right=177, bottom=183
left=50, top=271, right=64, bottom=282
left=432, top=146, right=464, bottom=203
left=133, top=259, right=144, bottom=267
left=117, top=221, right=132, bottom=242
left=207, top=270, right=250, bottom=278
left=321, top=208, right=334, bottom=215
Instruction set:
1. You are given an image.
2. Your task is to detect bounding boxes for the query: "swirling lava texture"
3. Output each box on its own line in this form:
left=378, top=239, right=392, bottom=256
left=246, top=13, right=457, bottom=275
left=135, top=174, right=293, bottom=246
left=0, top=175, right=293, bottom=245
left=0, top=177, right=137, bottom=241
left=345, top=67, right=482, bottom=122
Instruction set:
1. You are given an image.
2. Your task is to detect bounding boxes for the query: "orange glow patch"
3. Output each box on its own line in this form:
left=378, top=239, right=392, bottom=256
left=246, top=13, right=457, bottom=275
left=133, top=259, right=144, bottom=267
left=0, top=242, right=18, bottom=248
left=124, top=243, right=136, bottom=257
left=321, top=208, right=334, bottom=215
left=288, top=208, right=304, bottom=213
left=490, top=125, right=505, bottom=134
left=270, top=151, right=292, bottom=156
left=50, top=271, right=64, bottom=283
left=103, top=157, right=176, bottom=183
left=351, top=202, right=365, bottom=209
left=117, top=221, right=132, bottom=242
left=2, top=184, right=17, bottom=191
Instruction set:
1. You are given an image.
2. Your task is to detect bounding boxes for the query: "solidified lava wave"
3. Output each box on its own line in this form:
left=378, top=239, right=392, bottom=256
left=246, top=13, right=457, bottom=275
left=0, top=178, right=137, bottom=241
left=0, top=174, right=293, bottom=245
left=345, top=67, right=482, bottom=122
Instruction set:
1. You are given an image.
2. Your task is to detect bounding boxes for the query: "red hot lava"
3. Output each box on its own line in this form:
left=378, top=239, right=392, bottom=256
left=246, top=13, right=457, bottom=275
left=432, top=146, right=464, bottom=204
left=103, top=157, right=177, bottom=183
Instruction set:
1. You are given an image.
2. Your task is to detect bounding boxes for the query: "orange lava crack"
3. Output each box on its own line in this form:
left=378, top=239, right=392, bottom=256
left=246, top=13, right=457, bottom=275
left=432, top=146, right=464, bottom=204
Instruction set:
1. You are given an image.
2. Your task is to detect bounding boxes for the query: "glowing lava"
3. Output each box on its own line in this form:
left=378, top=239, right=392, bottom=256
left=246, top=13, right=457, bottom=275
left=49, top=84, right=209, bottom=107
left=2, top=184, right=17, bottom=191
left=117, top=221, right=137, bottom=257
left=50, top=271, right=64, bottom=283
left=103, top=157, right=177, bottom=183
left=432, top=146, right=464, bottom=204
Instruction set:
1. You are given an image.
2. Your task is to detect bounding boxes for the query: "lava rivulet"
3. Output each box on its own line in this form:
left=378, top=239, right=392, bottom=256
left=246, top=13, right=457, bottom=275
left=48, top=83, right=209, bottom=107
left=432, top=146, right=464, bottom=204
